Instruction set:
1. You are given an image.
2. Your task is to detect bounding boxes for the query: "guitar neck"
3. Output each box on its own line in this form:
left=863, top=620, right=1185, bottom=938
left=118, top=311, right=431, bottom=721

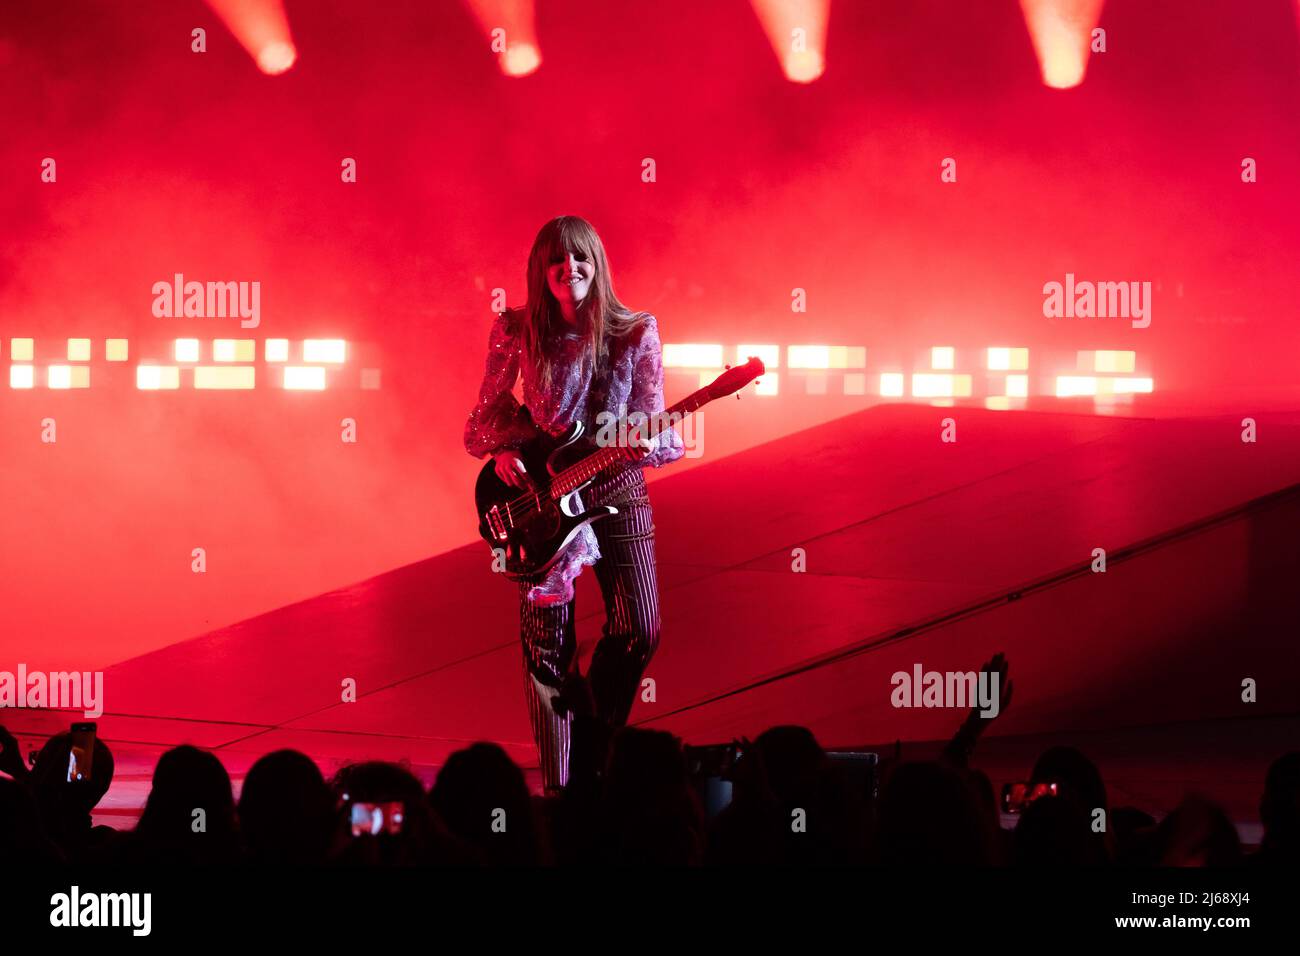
left=547, top=393, right=704, bottom=498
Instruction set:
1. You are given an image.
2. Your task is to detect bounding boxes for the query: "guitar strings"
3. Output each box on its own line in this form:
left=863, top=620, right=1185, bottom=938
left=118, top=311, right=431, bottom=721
left=487, top=374, right=754, bottom=527
left=498, top=451, right=624, bottom=522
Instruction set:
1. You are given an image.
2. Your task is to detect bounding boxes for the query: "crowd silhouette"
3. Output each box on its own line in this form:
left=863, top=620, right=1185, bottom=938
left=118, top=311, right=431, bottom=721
left=1, top=656, right=1296, bottom=867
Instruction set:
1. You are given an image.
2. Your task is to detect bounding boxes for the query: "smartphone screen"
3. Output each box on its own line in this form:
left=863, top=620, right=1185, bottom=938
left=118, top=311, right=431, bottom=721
left=1002, top=780, right=1058, bottom=813
left=350, top=801, right=404, bottom=836
left=68, top=722, right=97, bottom=783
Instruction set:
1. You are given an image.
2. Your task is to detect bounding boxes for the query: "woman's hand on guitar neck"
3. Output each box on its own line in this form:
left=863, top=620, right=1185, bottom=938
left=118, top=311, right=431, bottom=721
left=492, top=448, right=533, bottom=489
left=620, top=436, right=654, bottom=462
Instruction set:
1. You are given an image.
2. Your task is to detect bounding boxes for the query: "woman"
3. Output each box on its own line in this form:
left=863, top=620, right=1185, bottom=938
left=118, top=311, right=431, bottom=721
left=464, top=215, right=684, bottom=795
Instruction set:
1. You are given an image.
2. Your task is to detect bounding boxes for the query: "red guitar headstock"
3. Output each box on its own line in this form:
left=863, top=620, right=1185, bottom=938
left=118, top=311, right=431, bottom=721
left=702, top=356, right=765, bottom=400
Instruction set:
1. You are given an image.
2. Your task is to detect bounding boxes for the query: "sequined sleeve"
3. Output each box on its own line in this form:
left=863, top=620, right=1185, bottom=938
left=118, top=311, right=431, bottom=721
left=627, top=313, right=685, bottom=469
left=464, top=310, right=536, bottom=459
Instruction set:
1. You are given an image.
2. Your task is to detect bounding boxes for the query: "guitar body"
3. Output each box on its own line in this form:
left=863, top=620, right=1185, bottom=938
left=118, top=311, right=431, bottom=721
left=474, top=420, right=620, bottom=576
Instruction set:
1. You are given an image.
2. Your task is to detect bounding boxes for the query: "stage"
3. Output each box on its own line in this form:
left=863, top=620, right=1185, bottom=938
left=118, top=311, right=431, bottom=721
left=6, top=401, right=1298, bottom=832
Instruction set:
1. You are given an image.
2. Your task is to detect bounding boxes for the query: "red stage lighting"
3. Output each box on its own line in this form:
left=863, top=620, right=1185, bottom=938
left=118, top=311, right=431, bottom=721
left=205, top=0, right=298, bottom=76
left=1018, top=0, right=1105, bottom=89
left=749, top=0, right=830, bottom=84
left=464, top=0, right=542, bottom=77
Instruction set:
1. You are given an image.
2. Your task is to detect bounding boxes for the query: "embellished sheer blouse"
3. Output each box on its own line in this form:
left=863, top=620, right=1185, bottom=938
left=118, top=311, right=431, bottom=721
left=464, top=308, right=684, bottom=468
left=464, top=308, right=684, bottom=606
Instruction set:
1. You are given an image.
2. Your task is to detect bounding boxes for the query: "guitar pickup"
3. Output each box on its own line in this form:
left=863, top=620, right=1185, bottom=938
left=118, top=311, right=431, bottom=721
left=486, top=505, right=509, bottom=542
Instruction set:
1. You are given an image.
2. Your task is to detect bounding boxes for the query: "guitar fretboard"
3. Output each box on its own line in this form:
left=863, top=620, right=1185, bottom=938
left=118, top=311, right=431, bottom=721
left=546, top=392, right=708, bottom=498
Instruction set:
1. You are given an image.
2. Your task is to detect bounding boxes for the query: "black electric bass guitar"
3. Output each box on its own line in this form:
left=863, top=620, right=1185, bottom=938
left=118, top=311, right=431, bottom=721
left=474, top=356, right=765, bottom=576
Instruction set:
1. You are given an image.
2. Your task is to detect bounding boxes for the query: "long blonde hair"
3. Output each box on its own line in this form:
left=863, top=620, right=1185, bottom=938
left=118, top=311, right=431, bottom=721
left=521, top=216, right=648, bottom=392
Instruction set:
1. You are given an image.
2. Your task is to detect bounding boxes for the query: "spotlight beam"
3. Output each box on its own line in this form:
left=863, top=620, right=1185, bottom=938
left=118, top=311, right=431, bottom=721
left=205, top=0, right=298, bottom=76
left=749, top=0, right=830, bottom=84
left=1018, top=0, right=1105, bottom=89
left=462, top=0, right=542, bottom=77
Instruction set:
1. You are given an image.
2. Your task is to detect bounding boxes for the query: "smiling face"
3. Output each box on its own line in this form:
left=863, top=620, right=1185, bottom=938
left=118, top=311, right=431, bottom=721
left=545, top=248, right=595, bottom=317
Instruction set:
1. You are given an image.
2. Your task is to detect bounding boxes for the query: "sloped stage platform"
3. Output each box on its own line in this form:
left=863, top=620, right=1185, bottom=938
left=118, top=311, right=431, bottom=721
left=7, top=405, right=1300, bottom=825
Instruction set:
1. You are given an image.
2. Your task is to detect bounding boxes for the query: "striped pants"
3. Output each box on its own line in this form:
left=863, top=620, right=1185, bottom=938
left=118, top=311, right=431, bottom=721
left=517, top=465, right=660, bottom=793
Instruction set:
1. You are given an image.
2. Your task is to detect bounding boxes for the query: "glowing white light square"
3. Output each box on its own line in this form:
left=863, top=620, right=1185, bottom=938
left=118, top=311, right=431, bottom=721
left=106, top=339, right=129, bottom=361
left=137, top=365, right=180, bottom=390
left=912, top=373, right=954, bottom=398
left=195, top=366, right=255, bottom=389
left=1007, top=374, right=1029, bottom=398
left=988, top=347, right=1029, bottom=371
left=174, top=339, right=200, bottom=362
left=880, top=372, right=905, bottom=397
left=664, top=344, right=723, bottom=368
left=788, top=345, right=830, bottom=369
left=1095, top=350, right=1136, bottom=373
left=284, top=366, right=326, bottom=390
left=303, top=339, right=347, bottom=363
left=1113, top=377, right=1153, bottom=394
left=48, top=365, right=89, bottom=389
left=1056, top=376, right=1098, bottom=397
left=931, top=347, right=955, bottom=370
left=265, top=339, right=290, bottom=362
left=213, top=339, right=256, bottom=362
left=11, top=339, right=34, bottom=361
left=67, top=339, right=92, bottom=361
left=754, top=373, right=778, bottom=396
left=10, top=365, right=35, bottom=389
